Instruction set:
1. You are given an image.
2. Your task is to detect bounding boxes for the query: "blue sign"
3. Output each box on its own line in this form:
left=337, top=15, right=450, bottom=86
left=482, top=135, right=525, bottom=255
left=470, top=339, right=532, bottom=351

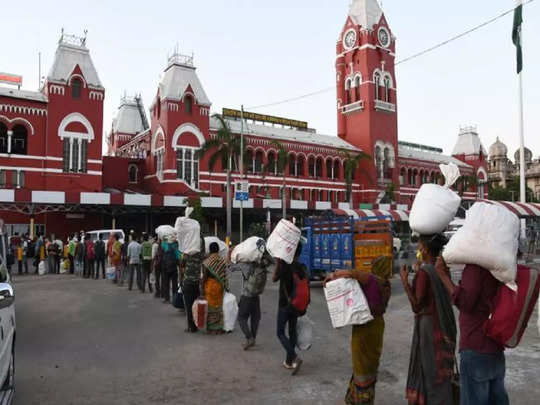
left=235, top=192, right=249, bottom=201
left=235, top=181, right=249, bottom=201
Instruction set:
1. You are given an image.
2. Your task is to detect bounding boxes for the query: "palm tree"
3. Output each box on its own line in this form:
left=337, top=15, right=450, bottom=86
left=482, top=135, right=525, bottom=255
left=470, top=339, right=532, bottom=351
left=456, top=175, right=478, bottom=197
left=268, top=140, right=289, bottom=219
left=342, top=151, right=371, bottom=208
left=196, top=115, right=242, bottom=242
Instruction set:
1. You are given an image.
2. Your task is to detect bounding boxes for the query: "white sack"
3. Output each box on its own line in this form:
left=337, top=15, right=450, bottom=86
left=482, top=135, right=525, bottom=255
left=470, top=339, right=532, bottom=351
left=409, top=163, right=462, bottom=235
left=38, top=260, right=46, bottom=276
left=204, top=237, right=229, bottom=259
left=223, top=292, right=238, bottom=332
left=443, top=202, right=519, bottom=289
left=155, top=225, right=176, bottom=240
left=106, top=266, right=116, bottom=280
left=266, top=219, right=301, bottom=264
left=324, top=278, right=373, bottom=328
left=296, top=315, right=314, bottom=351
left=231, top=237, right=265, bottom=264
left=175, top=217, right=201, bottom=254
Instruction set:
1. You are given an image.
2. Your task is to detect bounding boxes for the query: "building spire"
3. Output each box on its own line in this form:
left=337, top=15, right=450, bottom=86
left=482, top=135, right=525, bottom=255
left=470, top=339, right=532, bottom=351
left=348, top=0, right=384, bottom=30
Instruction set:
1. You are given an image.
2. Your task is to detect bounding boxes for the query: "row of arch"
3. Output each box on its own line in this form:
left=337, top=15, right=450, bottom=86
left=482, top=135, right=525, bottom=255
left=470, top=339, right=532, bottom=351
left=344, top=70, right=394, bottom=105
left=399, top=167, right=443, bottom=187
left=242, top=184, right=348, bottom=203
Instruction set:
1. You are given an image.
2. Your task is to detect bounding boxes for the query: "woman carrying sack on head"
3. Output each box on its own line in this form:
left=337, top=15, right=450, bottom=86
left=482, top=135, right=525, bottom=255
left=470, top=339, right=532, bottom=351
left=325, top=256, right=392, bottom=405
left=400, top=234, right=457, bottom=405
left=201, top=242, right=229, bottom=334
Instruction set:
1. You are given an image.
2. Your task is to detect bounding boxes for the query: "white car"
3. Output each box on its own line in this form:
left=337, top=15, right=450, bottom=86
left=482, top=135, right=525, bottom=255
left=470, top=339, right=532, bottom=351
left=0, top=222, right=15, bottom=404
left=86, top=229, right=125, bottom=247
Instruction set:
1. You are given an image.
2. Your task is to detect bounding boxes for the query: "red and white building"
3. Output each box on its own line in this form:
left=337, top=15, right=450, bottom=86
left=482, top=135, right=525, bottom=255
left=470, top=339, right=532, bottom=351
left=0, top=0, right=489, bottom=238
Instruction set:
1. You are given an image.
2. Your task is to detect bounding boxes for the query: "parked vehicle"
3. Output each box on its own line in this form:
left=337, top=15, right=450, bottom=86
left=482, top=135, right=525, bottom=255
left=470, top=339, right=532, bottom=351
left=86, top=229, right=125, bottom=246
left=300, top=215, right=393, bottom=280
left=0, top=220, right=15, bottom=404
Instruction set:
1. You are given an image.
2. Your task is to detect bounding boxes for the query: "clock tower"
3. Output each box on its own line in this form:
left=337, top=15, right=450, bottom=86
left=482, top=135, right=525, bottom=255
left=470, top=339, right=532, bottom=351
left=336, top=0, right=398, bottom=203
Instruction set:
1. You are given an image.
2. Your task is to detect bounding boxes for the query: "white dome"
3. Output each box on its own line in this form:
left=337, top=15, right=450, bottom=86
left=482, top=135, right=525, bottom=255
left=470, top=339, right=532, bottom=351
left=489, top=137, right=508, bottom=158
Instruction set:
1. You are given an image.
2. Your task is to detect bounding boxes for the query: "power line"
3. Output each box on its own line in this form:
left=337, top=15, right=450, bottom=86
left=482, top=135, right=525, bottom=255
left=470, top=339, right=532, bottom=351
left=246, top=0, right=534, bottom=110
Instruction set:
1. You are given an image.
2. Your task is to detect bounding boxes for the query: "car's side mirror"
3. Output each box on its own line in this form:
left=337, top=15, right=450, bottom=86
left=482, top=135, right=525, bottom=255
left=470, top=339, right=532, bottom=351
left=0, top=283, right=14, bottom=309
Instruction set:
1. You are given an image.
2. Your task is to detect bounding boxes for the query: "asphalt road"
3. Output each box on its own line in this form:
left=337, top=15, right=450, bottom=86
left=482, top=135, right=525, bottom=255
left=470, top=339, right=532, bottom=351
left=11, top=271, right=540, bottom=405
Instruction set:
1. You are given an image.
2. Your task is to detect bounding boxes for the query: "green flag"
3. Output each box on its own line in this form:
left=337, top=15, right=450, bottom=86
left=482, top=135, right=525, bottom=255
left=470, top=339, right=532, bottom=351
left=512, top=1, right=523, bottom=74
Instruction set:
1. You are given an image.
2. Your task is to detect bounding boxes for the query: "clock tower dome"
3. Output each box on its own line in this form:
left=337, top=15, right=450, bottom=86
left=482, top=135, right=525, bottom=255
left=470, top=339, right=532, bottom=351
left=336, top=0, right=398, bottom=202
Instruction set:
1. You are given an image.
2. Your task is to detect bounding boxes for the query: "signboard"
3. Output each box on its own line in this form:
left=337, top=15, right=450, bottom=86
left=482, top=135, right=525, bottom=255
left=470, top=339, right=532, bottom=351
left=0, top=72, right=22, bottom=87
left=223, top=108, right=308, bottom=130
left=235, top=180, right=249, bottom=201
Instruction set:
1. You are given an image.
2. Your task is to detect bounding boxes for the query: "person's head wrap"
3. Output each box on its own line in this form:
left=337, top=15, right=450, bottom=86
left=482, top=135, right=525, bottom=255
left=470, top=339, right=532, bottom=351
left=371, top=256, right=392, bottom=280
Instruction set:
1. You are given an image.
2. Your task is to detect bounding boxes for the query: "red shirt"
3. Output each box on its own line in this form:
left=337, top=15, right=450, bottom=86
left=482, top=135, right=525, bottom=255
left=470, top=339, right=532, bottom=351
left=452, top=264, right=504, bottom=354
left=412, top=268, right=436, bottom=316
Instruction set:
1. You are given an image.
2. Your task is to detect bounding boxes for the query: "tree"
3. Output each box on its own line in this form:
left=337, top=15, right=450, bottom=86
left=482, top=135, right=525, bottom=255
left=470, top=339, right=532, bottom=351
left=196, top=115, right=242, bottom=242
left=489, top=176, right=538, bottom=203
left=342, top=151, right=371, bottom=207
left=186, top=196, right=206, bottom=225
left=267, top=140, right=289, bottom=219
left=455, top=175, right=478, bottom=197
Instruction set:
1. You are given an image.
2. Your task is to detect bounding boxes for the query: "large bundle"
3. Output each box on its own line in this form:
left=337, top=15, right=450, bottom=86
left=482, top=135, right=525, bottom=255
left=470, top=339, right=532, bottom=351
left=409, top=163, right=461, bottom=235
left=204, top=237, right=229, bottom=259
left=324, top=278, right=373, bottom=328
left=443, top=202, right=519, bottom=289
left=175, top=216, right=201, bottom=255
left=155, top=225, right=176, bottom=240
left=231, top=237, right=265, bottom=264
left=222, top=292, right=238, bottom=332
left=266, top=219, right=301, bottom=264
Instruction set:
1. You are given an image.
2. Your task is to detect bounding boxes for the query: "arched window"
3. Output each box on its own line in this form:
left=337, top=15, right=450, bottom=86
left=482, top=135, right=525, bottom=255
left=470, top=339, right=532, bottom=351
left=246, top=150, right=254, bottom=173
left=316, top=158, right=323, bottom=178
left=375, top=146, right=382, bottom=179
left=383, top=148, right=390, bottom=178
left=326, top=159, right=333, bottom=179
left=400, top=168, right=406, bottom=185
left=185, top=96, right=193, bottom=115
left=384, top=76, right=390, bottom=102
left=354, top=76, right=361, bottom=101
left=0, top=123, right=7, bottom=154
left=71, top=78, right=82, bottom=99
left=374, top=73, right=381, bottom=100
left=297, top=155, right=305, bottom=177
left=128, top=164, right=138, bottom=183
left=334, top=160, right=341, bottom=180
left=12, top=125, right=28, bottom=155
left=289, top=154, right=296, bottom=176
left=267, top=152, right=276, bottom=175
left=407, top=169, right=413, bottom=185
left=345, top=79, right=352, bottom=105
left=255, top=150, right=264, bottom=173
left=308, top=157, right=315, bottom=177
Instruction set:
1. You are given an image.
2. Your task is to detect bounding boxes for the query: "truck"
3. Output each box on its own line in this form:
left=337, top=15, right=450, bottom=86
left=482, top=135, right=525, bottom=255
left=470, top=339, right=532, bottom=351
left=299, top=215, right=394, bottom=281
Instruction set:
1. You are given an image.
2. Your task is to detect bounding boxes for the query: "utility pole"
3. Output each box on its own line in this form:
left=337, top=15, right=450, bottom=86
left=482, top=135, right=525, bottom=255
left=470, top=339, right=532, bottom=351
left=240, top=105, right=245, bottom=243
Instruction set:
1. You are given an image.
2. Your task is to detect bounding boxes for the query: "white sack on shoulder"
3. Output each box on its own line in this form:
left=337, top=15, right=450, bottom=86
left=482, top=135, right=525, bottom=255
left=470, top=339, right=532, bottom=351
left=443, top=202, right=519, bottom=290
left=231, top=236, right=265, bottom=264
left=266, top=219, right=301, bottom=264
left=204, top=237, right=229, bottom=259
left=408, top=163, right=461, bottom=235
left=324, top=278, right=373, bottom=328
left=175, top=217, right=201, bottom=254
left=155, top=225, right=176, bottom=239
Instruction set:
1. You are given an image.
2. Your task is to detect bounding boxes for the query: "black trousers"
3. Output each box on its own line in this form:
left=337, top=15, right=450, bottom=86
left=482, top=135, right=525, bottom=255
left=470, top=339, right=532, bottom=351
left=238, top=295, right=261, bottom=340
left=95, top=258, right=106, bottom=279
left=85, top=259, right=94, bottom=278
left=154, top=263, right=161, bottom=298
left=161, top=269, right=178, bottom=302
left=183, top=280, right=199, bottom=331
left=128, top=264, right=142, bottom=291
left=141, top=260, right=153, bottom=293
left=68, top=254, right=74, bottom=274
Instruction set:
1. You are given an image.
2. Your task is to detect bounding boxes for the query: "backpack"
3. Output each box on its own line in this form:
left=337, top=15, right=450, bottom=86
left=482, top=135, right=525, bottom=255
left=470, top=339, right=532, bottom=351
left=86, top=242, right=95, bottom=260
left=26, top=241, right=34, bottom=258
left=244, top=264, right=267, bottom=296
left=141, top=242, right=153, bottom=260
left=287, top=264, right=310, bottom=317
left=484, top=265, right=540, bottom=348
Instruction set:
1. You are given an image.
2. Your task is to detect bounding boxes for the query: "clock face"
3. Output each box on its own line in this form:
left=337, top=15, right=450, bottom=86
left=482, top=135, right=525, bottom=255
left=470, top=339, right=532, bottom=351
left=343, top=30, right=356, bottom=49
left=378, top=27, right=390, bottom=48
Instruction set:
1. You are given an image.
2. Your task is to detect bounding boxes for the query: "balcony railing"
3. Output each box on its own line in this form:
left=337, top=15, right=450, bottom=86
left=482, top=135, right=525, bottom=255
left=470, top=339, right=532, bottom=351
left=341, top=100, right=364, bottom=114
left=374, top=99, right=396, bottom=113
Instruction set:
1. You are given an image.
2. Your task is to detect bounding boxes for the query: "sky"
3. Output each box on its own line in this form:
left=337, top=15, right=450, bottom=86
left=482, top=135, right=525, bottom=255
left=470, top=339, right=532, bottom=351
left=1, top=0, right=539, bottom=159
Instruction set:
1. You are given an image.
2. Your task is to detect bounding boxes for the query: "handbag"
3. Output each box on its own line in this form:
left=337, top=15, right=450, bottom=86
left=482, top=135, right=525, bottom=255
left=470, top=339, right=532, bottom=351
left=451, top=356, right=460, bottom=405
left=172, top=287, right=185, bottom=309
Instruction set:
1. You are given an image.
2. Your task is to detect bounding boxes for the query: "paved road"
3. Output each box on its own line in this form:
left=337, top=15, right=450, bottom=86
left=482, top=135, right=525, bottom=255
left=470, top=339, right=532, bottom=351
left=11, top=272, right=540, bottom=405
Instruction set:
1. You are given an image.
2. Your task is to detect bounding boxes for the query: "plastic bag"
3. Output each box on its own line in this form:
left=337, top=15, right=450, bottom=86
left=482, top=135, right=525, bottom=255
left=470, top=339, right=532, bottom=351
left=204, top=237, right=229, bottom=259
left=266, top=219, right=301, bottom=264
left=443, top=202, right=519, bottom=289
left=106, top=266, right=116, bottom=280
left=409, top=163, right=461, bottom=235
left=173, top=287, right=185, bottom=309
left=38, top=260, right=46, bottom=276
left=59, top=260, right=68, bottom=274
left=296, top=315, right=314, bottom=351
left=223, top=292, right=238, bottom=332
left=175, top=217, right=201, bottom=254
left=231, top=237, right=265, bottom=264
left=324, top=278, right=373, bottom=328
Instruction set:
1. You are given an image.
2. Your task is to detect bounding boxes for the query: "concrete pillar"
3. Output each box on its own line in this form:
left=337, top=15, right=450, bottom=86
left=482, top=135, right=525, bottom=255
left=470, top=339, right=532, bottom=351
left=7, top=130, right=12, bottom=154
